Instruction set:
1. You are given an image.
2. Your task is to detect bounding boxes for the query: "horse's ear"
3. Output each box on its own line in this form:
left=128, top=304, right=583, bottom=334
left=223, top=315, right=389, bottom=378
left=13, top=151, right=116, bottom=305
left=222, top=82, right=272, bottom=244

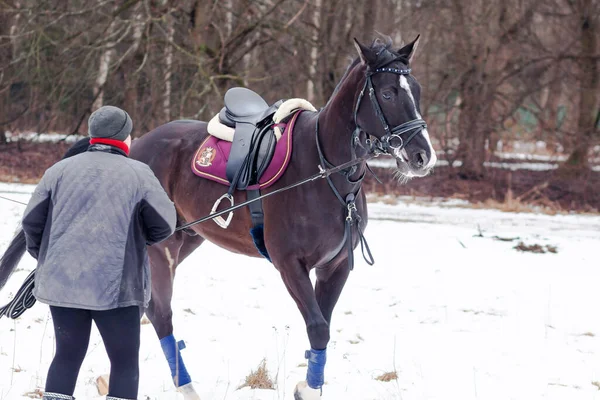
left=353, top=38, right=377, bottom=66
left=397, top=34, right=420, bottom=63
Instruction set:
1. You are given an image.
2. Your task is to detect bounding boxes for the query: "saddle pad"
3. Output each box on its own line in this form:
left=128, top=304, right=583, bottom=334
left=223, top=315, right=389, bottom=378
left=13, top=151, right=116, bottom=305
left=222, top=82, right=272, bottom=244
left=192, top=110, right=301, bottom=190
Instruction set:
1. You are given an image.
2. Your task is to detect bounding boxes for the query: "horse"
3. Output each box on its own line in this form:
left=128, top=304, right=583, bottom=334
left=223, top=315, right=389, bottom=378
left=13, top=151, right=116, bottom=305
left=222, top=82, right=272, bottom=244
left=0, top=36, right=436, bottom=399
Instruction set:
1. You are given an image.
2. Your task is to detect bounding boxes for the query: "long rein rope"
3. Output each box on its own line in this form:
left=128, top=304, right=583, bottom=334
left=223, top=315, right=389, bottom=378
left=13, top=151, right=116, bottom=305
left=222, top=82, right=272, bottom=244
left=0, top=195, right=27, bottom=206
left=175, top=147, right=380, bottom=232
left=0, top=141, right=380, bottom=319
left=0, top=270, right=35, bottom=319
left=1, top=63, right=425, bottom=318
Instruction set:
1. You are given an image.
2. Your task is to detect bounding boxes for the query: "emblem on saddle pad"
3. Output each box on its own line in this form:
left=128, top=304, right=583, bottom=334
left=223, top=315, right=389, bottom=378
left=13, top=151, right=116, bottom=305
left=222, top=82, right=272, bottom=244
left=196, top=147, right=216, bottom=167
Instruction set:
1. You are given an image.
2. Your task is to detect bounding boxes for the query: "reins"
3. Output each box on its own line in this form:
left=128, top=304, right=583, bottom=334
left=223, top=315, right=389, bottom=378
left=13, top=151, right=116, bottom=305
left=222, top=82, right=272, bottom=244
left=0, top=195, right=27, bottom=206
left=0, top=270, right=35, bottom=319
left=175, top=144, right=381, bottom=232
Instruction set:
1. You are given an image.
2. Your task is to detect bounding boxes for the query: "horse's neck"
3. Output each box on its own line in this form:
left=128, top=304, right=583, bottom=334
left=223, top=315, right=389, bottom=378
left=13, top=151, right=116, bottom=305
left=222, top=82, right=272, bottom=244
left=316, top=71, right=368, bottom=180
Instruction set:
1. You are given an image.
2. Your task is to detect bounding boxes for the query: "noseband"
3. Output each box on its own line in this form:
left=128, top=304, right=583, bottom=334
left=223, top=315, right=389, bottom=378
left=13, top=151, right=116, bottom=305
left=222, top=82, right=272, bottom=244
left=353, top=66, right=427, bottom=154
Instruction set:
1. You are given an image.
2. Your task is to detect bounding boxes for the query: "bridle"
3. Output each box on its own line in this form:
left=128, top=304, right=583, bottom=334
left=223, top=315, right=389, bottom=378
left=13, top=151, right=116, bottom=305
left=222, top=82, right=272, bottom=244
left=353, top=64, right=427, bottom=155
left=313, top=57, right=429, bottom=271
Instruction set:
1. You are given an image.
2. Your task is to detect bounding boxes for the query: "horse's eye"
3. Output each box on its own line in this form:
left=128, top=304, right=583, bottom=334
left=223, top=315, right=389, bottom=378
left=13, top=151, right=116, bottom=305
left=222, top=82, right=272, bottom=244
left=382, top=91, right=392, bottom=100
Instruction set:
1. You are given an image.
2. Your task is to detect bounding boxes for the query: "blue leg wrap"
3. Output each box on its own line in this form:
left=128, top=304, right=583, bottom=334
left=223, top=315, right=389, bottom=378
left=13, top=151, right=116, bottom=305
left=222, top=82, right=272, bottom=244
left=160, top=334, right=192, bottom=387
left=305, top=348, right=327, bottom=389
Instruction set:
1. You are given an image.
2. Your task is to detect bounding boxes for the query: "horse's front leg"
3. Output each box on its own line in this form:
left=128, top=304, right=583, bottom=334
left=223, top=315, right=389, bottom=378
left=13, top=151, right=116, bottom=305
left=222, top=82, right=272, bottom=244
left=296, top=259, right=351, bottom=398
left=278, top=259, right=349, bottom=399
left=314, top=259, right=351, bottom=327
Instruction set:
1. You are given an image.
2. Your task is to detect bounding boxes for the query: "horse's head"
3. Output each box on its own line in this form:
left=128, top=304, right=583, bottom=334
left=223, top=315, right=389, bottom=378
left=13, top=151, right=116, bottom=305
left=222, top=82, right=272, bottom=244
left=353, top=36, right=436, bottom=179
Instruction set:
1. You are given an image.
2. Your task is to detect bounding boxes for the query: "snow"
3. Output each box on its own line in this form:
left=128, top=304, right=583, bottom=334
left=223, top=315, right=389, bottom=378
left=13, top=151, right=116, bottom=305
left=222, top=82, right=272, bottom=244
left=495, top=152, right=567, bottom=162
left=1, top=183, right=600, bottom=400
left=368, top=157, right=600, bottom=172
left=4, top=132, right=85, bottom=144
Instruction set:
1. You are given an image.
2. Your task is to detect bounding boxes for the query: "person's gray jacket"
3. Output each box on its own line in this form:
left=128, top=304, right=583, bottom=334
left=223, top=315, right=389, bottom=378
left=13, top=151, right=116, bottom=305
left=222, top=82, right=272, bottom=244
left=21, top=144, right=177, bottom=310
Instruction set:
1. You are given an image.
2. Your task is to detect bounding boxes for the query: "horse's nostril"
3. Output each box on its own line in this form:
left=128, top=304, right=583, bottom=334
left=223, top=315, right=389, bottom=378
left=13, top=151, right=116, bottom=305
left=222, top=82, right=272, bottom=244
left=415, top=151, right=428, bottom=168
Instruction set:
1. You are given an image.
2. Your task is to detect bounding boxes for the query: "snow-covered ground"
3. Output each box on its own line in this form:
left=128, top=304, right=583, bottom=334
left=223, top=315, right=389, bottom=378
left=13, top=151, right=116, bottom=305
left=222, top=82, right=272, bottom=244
left=1, top=183, right=599, bottom=400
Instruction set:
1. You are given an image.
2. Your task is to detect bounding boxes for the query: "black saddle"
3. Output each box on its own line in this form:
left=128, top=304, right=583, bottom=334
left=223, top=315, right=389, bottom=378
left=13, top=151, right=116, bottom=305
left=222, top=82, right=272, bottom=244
left=218, top=87, right=283, bottom=191
left=219, top=88, right=279, bottom=127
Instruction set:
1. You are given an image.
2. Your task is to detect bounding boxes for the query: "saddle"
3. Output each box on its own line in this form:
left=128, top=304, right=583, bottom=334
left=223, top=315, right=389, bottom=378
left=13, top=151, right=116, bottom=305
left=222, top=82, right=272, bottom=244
left=218, top=87, right=283, bottom=191
left=195, top=89, right=316, bottom=236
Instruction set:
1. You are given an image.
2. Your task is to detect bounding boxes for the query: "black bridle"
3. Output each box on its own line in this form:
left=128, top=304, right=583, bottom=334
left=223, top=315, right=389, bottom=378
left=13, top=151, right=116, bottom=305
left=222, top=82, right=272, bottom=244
left=353, top=65, right=427, bottom=155
left=313, top=61, right=430, bottom=271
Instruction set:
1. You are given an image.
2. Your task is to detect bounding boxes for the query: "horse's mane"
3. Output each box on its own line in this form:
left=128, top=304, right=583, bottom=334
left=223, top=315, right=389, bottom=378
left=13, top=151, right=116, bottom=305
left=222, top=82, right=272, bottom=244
left=368, top=36, right=409, bottom=67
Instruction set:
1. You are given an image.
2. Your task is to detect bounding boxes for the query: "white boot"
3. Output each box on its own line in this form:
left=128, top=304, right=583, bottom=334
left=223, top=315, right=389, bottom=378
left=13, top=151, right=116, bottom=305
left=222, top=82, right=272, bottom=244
left=294, top=381, right=322, bottom=399
left=177, top=382, right=201, bottom=400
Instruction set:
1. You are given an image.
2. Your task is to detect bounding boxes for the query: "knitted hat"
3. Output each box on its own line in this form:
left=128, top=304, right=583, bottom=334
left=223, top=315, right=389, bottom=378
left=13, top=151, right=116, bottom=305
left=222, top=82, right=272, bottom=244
left=88, top=106, right=133, bottom=141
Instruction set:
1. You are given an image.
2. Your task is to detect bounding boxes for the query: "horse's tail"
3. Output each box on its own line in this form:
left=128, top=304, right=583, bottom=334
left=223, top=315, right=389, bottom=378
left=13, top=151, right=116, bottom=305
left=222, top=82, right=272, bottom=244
left=0, top=230, right=27, bottom=291
left=0, top=137, right=90, bottom=291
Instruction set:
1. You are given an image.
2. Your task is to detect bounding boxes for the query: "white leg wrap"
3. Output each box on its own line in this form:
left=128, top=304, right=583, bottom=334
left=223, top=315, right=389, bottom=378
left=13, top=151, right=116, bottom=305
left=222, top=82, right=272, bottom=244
left=177, top=382, right=201, bottom=400
left=294, top=381, right=322, bottom=399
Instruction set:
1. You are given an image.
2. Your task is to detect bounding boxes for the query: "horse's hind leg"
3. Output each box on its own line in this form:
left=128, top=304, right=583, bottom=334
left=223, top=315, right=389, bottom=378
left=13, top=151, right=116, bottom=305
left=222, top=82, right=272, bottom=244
left=145, top=233, right=205, bottom=400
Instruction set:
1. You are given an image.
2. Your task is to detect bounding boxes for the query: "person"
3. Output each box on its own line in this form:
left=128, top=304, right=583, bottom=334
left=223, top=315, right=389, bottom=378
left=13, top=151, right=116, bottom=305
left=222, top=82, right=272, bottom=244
left=21, top=106, right=177, bottom=400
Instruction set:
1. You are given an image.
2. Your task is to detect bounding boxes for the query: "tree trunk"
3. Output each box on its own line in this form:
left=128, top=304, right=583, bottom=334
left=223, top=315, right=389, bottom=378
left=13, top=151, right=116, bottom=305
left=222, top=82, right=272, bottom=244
left=92, top=18, right=118, bottom=111
left=0, top=94, right=7, bottom=144
left=362, top=0, right=377, bottom=41
left=122, top=5, right=144, bottom=137
left=163, top=12, right=174, bottom=123
left=0, top=7, right=13, bottom=144
left=456, top=69, right=491, bottom=179
left=307, top=0, right=321, bottom=103
left=317, top=0, right=338, bottom=102
left=457, top=104, right=488, bottom=179
left=564, top=1, right=599, bottom=169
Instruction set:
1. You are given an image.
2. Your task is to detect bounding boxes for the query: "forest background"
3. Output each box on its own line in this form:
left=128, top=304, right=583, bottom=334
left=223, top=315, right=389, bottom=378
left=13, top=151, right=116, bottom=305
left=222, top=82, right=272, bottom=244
left=0, top=0, right=598, bottom=211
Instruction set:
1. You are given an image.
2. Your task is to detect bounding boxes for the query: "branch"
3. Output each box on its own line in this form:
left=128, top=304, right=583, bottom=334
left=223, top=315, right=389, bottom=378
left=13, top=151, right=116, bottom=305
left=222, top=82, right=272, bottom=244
left=113, top=0, right=141, bottom=18
left=0, top=104, right=29, bottom=126
left=223, top=0, right=287, bottom=54
left=284, top=0, right=309, bottom=29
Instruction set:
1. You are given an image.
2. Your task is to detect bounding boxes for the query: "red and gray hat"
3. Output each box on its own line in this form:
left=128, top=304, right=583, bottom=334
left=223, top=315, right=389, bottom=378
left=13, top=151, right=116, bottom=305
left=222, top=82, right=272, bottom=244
left=88, top=106, right=133, bottom=141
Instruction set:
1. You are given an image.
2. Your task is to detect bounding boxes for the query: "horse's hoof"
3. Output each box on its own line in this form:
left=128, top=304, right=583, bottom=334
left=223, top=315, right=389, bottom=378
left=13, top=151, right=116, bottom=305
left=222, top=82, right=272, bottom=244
left=294, top=381, right=321, bottom=399
left=177, top=382, right=201, bottom=400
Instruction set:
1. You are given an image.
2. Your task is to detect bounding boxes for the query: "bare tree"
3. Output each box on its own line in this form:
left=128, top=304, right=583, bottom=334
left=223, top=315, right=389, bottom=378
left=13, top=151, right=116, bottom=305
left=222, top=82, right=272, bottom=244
left=163, top=10, right=175, bottom=123
left=0, top=0, right=596, bottom=179
left=0, top=6, right=11, bottom=143
left=563, top=0, right=600, bottom=168
left=306, top=0, right=321, bottom=103
left=92, top=16, right=119, bottom=111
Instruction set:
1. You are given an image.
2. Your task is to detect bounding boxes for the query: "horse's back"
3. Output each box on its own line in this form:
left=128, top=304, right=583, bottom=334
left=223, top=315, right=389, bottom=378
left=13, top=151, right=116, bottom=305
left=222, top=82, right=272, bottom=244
left=129, top=120, right=209, bottom=195
left=131, top=120, right=207, bottom=167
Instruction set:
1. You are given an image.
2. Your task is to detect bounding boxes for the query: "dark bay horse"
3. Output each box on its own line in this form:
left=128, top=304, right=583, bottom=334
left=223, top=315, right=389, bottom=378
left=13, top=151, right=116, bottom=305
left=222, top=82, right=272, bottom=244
left=0, top=36, right=436, bottom=399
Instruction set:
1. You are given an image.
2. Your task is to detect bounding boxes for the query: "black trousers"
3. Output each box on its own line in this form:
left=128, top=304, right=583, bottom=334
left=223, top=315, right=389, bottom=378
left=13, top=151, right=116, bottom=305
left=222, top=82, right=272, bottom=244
left=45, top=305, right=141, bottom=399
